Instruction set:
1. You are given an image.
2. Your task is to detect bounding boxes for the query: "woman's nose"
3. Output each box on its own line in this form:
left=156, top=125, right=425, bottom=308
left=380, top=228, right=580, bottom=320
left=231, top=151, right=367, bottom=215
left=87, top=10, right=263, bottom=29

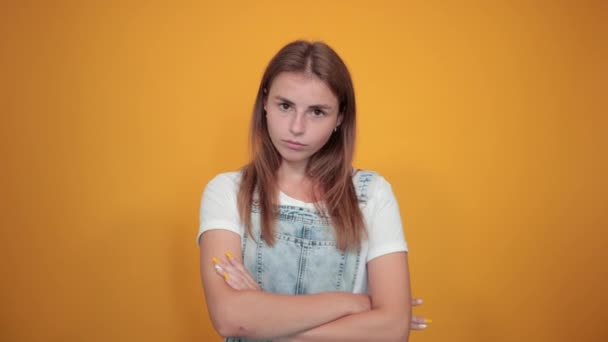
left=289, top=112, right=305, bottom=135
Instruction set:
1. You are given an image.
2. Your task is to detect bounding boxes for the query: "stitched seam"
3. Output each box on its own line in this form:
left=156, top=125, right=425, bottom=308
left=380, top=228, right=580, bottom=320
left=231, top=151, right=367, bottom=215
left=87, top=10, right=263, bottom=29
left=295, top=240, right=309, bottom=294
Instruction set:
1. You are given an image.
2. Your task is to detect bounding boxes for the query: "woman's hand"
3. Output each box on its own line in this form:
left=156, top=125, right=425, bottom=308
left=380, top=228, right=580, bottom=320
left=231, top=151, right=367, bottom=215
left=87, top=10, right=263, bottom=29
left=411, top=298, right=432, bottom=330
left=212, top=252, right=260, bottom=291
left=212, top=252, right=431, bottom=330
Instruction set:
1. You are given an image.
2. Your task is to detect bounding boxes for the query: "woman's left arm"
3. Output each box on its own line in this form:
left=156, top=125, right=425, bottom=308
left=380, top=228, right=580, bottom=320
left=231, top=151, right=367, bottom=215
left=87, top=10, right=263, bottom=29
left=287, top=251, right=412, bottom=342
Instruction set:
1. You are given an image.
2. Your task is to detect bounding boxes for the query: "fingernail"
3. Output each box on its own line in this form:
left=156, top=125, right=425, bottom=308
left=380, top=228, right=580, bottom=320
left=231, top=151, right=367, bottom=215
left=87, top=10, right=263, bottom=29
left=225, top=251, right=234, bottom=259
left=425, top=319, right=433, bottom=324
left=212, top=257, right=220, bottom=264
left=223, top=272, right=230, bottom=280
left=419, top=324, right=427, bottom=329
left=214, top=264, right=222, bottom=272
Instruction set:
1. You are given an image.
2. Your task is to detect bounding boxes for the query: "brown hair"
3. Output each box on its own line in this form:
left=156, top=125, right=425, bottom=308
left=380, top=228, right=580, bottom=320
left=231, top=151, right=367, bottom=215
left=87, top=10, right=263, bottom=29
left=237, top=40, right=365, bottom=250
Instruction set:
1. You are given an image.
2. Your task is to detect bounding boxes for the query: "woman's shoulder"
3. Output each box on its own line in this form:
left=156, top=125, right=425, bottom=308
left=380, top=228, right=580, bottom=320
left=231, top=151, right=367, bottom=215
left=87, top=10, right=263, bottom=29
left=211, top=169, right=242, bottom=181
left=352, top=168, right=395, bottom=200
left=352, top=168, right=391, bottom=186
left=205, top=169, right=243, bottom=192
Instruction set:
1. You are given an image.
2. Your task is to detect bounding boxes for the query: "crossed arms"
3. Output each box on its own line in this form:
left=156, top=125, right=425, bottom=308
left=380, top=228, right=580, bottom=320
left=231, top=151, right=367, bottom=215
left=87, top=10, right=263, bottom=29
left=199, top=229, right=412, bottom=341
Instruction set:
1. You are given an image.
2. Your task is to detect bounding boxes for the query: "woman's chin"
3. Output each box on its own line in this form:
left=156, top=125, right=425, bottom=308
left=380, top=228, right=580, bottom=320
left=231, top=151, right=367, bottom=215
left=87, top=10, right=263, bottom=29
left=279, top=153, right=310, bottom=165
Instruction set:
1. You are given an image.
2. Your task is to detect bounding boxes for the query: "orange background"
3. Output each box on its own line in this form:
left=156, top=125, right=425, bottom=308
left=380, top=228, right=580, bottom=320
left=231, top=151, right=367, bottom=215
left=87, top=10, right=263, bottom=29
left=1, top=1, right=606, bottom=341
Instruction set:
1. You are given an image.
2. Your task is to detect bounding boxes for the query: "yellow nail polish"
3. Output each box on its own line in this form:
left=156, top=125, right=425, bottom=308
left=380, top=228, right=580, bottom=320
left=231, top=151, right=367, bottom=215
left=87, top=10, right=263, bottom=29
left=223, top=272, right=230, bottom=280
left=212, top=257, right=220, bottom=264
left=225, top=251, right=234, bottom=259
left=425, top=319, right=433, bottom=324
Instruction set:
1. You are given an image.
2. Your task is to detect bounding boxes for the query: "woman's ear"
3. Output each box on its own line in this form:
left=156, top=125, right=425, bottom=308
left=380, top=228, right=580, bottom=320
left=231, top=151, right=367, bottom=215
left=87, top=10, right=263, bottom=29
left=337, top=114, right=344, bottom=127
left=262, top=88, right=269, bottom=112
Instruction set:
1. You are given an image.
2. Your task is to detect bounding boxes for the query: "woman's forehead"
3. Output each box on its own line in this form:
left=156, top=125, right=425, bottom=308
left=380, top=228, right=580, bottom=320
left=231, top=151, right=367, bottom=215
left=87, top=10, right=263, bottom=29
left=269, top=72, right=338, bottom=105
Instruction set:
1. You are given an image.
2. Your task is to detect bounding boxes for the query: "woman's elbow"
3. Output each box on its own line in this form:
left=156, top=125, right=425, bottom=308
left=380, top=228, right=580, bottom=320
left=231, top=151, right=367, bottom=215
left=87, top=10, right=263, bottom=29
left=396, top=323, right=411, bottom=342
left=209, top=302, right=252, bottom=338
left=383, top=312, right=411, bottom=341
left=211, top=317, right=239, bottom=338
left=390, top=323, right=410, bottom=341
left=212, top=315, right=252, bottom=338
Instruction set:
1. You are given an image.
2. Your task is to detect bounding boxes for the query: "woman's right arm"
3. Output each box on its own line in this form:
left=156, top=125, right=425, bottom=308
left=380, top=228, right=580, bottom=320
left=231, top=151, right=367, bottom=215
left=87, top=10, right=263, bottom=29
left=199, top=229, right=371, bottom=340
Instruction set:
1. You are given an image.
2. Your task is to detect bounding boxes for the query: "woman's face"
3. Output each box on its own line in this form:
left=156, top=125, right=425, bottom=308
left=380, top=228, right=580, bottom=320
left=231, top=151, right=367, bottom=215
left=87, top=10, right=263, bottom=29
left=264, top=71, right=343, bottom=167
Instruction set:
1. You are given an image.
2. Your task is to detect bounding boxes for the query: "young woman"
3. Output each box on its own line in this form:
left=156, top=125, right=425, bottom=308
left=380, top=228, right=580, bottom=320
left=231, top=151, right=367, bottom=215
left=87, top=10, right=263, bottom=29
left=198, top=40, right=430, bottom=341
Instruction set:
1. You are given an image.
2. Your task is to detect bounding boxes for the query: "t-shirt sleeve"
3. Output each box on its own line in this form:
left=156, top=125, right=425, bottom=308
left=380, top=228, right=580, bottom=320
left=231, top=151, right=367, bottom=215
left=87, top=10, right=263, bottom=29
left=366, top=175, right=409, bottom=262
left=196, top=173, right=243, bottom=246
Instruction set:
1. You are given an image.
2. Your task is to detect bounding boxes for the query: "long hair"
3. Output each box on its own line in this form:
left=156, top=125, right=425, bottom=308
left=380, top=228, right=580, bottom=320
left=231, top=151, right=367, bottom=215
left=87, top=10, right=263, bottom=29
left=237, top=40, right=365, bottom=251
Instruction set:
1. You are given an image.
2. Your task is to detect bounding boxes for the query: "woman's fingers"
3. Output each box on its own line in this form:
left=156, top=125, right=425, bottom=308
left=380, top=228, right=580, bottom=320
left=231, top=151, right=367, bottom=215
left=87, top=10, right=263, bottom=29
left=411, top=315, right=432, bottom=330
left=411, top=322, right=428, bottom=330
left=225, top=251, right=260, bottom=290
left=224, top=271, right=249, bottom=290
left=410, top=299, right=431, bottom=331
left=223, top=252, right=259, bottom=290
left=212, top=257, right=247, bottom=289
left=212, top=255, right=259, bottom=290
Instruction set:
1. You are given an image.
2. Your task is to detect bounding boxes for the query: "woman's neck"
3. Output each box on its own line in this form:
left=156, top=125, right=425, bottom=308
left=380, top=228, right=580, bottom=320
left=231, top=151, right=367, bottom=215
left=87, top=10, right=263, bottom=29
left=277, top=161, right=318, bottom=202
left=277, top=160, right=309, bottom=183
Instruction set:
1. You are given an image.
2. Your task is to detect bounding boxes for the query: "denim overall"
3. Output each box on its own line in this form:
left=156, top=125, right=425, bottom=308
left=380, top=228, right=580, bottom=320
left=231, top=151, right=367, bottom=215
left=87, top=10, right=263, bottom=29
left=225, top=171, right=375, bottom=342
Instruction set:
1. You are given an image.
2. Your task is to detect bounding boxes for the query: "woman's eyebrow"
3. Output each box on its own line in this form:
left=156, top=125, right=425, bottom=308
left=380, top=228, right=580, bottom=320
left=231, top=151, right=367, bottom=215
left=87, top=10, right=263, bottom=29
left=274, top=96, right=333, bottom=110
left=274, top=96, right=295, bottom=105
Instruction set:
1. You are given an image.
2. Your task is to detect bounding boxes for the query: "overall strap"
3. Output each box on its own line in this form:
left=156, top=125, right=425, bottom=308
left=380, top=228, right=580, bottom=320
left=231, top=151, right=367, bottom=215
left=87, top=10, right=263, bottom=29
left=354, top=170, right=377, bottom=206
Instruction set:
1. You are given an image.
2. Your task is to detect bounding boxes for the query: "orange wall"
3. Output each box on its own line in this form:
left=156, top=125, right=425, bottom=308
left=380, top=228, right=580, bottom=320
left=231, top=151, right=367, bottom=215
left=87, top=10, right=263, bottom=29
left=1, top=1, right=606, bottom=341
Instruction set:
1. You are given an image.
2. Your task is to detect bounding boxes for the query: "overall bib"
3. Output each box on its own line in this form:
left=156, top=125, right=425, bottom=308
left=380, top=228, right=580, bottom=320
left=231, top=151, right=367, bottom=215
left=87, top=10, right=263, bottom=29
left=225, top=171, right=375, bottom=342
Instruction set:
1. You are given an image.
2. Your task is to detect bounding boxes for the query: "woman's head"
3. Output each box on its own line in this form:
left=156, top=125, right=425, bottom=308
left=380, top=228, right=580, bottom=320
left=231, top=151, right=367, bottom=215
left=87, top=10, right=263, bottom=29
left=264, top=71, right=342, bottom=169
left=239, top=40, right=365, bottom=250
left=249, top=40, right=357, bottom=177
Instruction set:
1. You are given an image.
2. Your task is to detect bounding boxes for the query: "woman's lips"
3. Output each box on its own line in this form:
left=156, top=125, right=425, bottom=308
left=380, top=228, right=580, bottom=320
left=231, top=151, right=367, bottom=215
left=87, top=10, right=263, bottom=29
left=284, top=140, right=306, bottom=151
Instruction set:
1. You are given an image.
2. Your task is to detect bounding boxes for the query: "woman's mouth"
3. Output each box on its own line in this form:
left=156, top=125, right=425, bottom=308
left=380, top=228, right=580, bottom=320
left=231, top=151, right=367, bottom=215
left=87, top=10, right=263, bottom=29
left=283, top=140, right=306, bottom=150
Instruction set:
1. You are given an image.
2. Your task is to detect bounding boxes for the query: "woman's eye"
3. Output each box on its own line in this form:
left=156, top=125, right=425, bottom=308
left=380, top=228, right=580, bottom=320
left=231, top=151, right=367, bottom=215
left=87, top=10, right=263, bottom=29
left=312, top=109, right=326, bottom=117
left=279, top=103, right=291, bottom=110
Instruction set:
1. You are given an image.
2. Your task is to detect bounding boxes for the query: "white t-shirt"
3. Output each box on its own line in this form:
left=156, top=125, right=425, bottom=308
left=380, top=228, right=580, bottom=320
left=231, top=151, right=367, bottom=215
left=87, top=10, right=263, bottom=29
left=197, top=170, right=408, bottom=293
